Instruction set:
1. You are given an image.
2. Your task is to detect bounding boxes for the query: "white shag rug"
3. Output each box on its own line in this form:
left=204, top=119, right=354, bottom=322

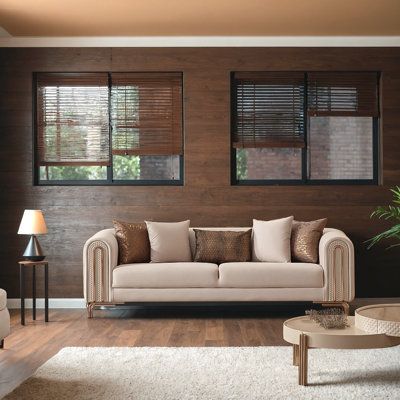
left=3, top=346, right=400, bottom=400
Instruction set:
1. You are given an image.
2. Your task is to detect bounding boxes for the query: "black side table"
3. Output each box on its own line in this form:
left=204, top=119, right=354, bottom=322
left=18, top=260, right=49, bottom=325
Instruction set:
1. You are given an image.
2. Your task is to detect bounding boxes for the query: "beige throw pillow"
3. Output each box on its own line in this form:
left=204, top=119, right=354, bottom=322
left=145, top=220, right=192, bottom=263
left=252, top=216, right=294, bottom=262
left=291, top=218, right=327, bottom=263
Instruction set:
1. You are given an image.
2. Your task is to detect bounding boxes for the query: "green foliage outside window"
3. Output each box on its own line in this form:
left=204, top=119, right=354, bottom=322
left=39, top=156, right=141, bottom=181
left=39, top=165, right=106, bottom=180
left=236, top=149, right=248, bottom=180
left=112, top=155, right=140, bottom=180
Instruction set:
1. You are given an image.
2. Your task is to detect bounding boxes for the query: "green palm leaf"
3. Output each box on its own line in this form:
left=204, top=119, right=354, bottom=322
left=367, top=186, right=400, bottom=250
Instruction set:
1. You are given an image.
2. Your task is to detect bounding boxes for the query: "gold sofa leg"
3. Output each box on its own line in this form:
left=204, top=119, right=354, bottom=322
left=87, top=302, right=95, bottom=319
left=86, top=302, right=122, bottom=318
left=314, top=301, right=350, bottom=315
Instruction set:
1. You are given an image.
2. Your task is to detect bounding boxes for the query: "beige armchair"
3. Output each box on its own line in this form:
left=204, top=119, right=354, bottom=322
left=0, top=289, right=10, bottom=348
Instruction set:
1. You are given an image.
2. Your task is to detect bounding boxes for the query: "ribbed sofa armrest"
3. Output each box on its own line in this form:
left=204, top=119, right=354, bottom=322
left=83, top=228, right=118, bottom=303
left=319, top=229, right=355, bottom=302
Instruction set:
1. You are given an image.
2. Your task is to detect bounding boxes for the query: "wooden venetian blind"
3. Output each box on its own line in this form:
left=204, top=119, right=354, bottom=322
left=307, top=72, right=379, bottom=117
left=36, top=73, right=110, bottom=166
left=233, top=72, right=305, bottom=148
left=111, top=72, right=183, bottom=156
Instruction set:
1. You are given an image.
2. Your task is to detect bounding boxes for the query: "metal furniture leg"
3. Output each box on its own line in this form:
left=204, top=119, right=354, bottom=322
left=32, top=265, right=36, bottom=320
left=44, top=263, right=49, bottom=322
left=293, top=344, right=299, bottom=366
left=20, top=263, right=25, bottom=325
left=299, top=333, right=308, bottom=386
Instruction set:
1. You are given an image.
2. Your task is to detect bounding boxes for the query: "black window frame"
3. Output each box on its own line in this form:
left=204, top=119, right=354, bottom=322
left=33, top=71, right=184, bottom=187
left=231, top=71, right=380, bottom=186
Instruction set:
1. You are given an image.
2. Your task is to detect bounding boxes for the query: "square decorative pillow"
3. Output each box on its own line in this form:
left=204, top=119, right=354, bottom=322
left=252, top=216, right=294, bottom=262
left=291, top=218, right=328, bottom=263
left=194, top=229, right=252, bottom=264
left=145, top=220, right=192, bottom=263
left=113, top=220, right=150, bottom=264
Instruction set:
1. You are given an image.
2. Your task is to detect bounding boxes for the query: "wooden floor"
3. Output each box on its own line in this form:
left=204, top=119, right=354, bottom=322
left=1, top=299, right=392, bottom=398
left=0, top=305, right=303, bottom=397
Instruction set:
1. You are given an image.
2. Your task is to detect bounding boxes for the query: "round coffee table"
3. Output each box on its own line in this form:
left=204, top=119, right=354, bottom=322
left=283, top=305, right=400, bottom=386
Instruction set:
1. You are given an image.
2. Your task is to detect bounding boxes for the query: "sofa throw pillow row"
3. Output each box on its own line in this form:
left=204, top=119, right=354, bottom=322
left=113, top=220, right=150, bottom=264
left=291, top=218, right=327, bottom=263
left=113, top=217, right=327, bottom=265
left=193, top=229, right=252, bottom=264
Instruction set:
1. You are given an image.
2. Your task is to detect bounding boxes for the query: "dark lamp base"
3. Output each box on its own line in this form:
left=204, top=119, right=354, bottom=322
left=23, top=255, right=46, bottom=262
left=22, top=235, right=45, bottom=262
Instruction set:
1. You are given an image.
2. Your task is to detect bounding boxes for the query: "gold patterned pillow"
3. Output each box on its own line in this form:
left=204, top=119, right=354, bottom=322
left=113, top=220, right=150, bottom=264
left=291, top=219, right=327, bottom=263
left=193, top=229, right=252, bottom=264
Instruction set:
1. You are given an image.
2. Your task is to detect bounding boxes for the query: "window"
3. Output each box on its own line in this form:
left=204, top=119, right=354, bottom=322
left=232, top=71, right=379, bottom=184
left=35, top=72, right=183, bottom=185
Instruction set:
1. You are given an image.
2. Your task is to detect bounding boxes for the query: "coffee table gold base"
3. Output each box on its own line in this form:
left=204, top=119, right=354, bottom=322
left=292, top=336, right=308, bottom=385
left=292, top=344, right=299, bottom=366
left=298, top=334, right=308, bottom=386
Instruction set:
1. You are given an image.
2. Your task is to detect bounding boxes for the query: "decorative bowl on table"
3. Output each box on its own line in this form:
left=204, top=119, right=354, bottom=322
left=306, top=308, right=349, bottom=329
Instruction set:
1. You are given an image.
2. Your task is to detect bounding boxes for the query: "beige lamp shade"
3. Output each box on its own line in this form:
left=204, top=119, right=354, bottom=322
left=18, top=210, right=48, bottom=235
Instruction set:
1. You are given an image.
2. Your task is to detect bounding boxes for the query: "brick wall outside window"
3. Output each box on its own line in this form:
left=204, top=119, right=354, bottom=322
left=243, top=116, right=373, bottom=181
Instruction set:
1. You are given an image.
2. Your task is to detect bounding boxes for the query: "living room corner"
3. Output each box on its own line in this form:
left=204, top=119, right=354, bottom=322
left=0, top=1, right=399, bottom=399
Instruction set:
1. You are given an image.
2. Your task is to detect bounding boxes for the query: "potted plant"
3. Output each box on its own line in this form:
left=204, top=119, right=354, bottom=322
left=368, top=186, right=400, bottom=249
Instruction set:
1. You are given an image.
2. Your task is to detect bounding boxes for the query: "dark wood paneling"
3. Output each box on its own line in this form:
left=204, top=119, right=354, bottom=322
left=0, top=47, right=399, bottom=298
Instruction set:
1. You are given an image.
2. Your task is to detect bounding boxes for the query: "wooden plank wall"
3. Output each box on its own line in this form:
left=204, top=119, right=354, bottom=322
left=0, top=47, right=399, bottom=299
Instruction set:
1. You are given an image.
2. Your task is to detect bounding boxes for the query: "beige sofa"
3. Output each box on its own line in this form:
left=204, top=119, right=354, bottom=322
left=83, top=227, right=355, bottom=317
left=0, top=289, right=10, bottom=348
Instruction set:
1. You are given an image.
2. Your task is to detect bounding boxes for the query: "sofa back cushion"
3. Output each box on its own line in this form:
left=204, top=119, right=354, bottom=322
left=252, top=216, right=294, bottom=262
left=145, top=220, right=192, bottom=263
left=113, top=220, right=150, bottom=264
left=193, top=229, right=252, bottom=264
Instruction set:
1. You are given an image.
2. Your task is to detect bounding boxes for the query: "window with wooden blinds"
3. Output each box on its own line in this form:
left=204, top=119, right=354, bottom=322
left=307, top=72, right=379, bottom=117
left=232, top=72, right=305, bottom=149
left=111, top=72, right=183, bottom=156
left=36, top=73, right=110, bottom=166
left=232, top=70, right=380, bottom=185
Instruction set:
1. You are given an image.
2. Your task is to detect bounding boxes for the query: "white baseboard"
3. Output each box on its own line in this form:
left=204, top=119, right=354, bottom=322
left=6, top=297, right=399, bottom=310
left=7, top=298, right=86, bottom=309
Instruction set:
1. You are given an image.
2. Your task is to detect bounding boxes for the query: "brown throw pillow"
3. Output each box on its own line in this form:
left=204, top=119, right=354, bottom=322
left=194, top=229, right=252, bottom=264
left=113, top=220, right=150, bottom=264
left=291, top=219, right=328, bottom=263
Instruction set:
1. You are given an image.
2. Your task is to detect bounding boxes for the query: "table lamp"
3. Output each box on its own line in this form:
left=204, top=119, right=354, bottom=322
left=17, top=210, right=48, bottom=261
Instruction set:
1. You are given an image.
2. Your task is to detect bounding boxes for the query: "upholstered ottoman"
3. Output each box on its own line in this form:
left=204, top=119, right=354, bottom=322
left=0, top=289, right=10, bottom=348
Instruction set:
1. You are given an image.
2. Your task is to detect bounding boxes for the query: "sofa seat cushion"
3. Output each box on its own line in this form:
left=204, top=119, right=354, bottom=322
left=0, top=289, right=6, bottom=310
left=112, top=262, right=219, bottom=288
left=218, top=262, right=324, bottom=288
